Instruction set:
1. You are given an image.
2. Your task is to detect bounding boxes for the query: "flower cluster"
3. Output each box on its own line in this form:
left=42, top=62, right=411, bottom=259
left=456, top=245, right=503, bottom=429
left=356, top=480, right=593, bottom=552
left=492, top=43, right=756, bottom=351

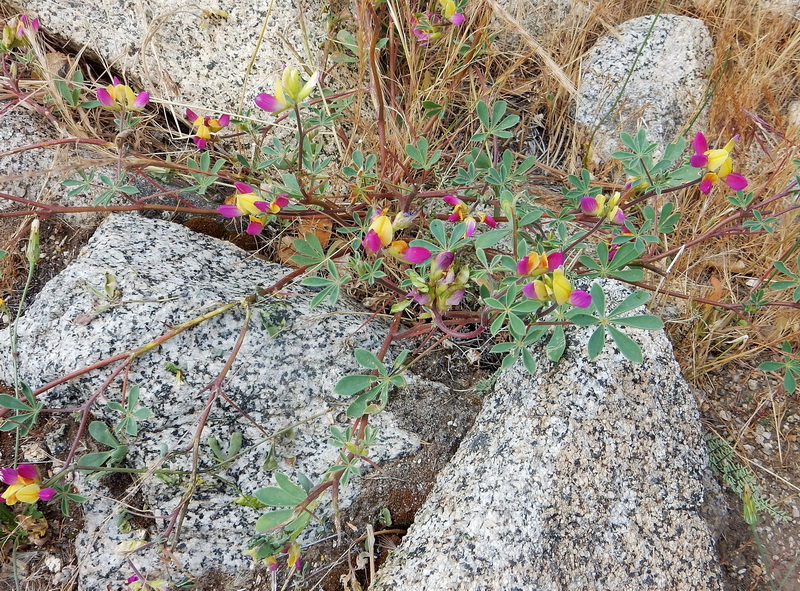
left=96, top=77, right=149, bottom=111
left=255, top=67, right=318, bottom=115
left=362, top=211, right=431, bottom=264
left=1, top=464, right=54, bottom=505
left=580, top=191, right=625, bottom=224
left=217, top=182, right=289, bottom=235
left=2, top=14, right=39, bottom=50
left=185, top=108, right=230, bottom=149
left=518, top=251, right=591, bottom=308
left=690, top=132, right=748, bottom=195
left=411, top=0, right=465, bottom=44
left=443, top=195, right=496, bottom=237
left=407, top=251, right=469, bottom=312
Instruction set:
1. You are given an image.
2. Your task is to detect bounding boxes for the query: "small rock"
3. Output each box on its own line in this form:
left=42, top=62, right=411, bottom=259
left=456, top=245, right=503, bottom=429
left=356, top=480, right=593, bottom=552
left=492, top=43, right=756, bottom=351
left=748, top=379, right=759, bottom=391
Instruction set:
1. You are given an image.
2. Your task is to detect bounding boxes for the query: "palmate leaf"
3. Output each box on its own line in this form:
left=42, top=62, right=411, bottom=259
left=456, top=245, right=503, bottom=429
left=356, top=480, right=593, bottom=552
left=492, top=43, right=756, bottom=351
left=607, top=325, right=643, bottom=363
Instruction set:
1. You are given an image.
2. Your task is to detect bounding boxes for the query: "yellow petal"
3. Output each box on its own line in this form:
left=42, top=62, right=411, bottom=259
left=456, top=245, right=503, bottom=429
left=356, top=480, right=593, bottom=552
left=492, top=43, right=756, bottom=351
left=705, top=149, right=729, bottom=172
left=297, top=72, right=319, bottom=102
left=550, top=269, right=572, bottom=305
left=15, top=484, right=41, bottom=504
left=718, top=156, right=733, bottom=178
left=237, top=193, right=265, bottom=217
left=370, top=215, right=394, bottom=246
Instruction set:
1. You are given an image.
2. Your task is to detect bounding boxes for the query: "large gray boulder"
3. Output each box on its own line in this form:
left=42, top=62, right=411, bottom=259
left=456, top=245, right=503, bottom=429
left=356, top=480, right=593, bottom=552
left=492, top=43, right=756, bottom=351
left=10, top=0, right=332, bottom=114
left=371, top=281, right=722, bottom=590
left=576, top=14, right=713, bottom=161
left=0, top=214, right=422, bottom=588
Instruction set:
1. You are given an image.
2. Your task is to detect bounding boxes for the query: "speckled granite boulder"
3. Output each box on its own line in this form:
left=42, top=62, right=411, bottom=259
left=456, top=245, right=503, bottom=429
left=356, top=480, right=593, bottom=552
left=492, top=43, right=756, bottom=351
left=9, top=0, right=332, bottom=114
left=576, top=14, right=712, bottom=161
left=371, top=280, right=722, bottom=591
left=0, top=214, right=420, bottom=588
left=0, top=104, right=115, bottom=224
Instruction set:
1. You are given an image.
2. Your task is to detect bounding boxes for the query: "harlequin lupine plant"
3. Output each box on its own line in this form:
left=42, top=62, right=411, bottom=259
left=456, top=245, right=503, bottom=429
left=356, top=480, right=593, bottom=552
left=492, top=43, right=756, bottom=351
left=255, top=67, right=319, bottom=114
left=217, top=182, right=289, bottom=235
left=1, top=14, right=39, bottom=50
left=0, top=464, right=55, bottom=505
left=690, top=132, right=748, bottom=194
left=96, top=77, right=149, bottom=111
left=185, top=108, right=230, bottom=149
left=443, top=195, right=496, bottom=237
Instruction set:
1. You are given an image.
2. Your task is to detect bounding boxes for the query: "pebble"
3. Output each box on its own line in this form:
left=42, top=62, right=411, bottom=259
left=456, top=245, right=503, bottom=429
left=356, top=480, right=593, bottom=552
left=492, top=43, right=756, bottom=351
left=748, top=379, right=759, bottom=391
left=718, top=409, right=732, bottom=422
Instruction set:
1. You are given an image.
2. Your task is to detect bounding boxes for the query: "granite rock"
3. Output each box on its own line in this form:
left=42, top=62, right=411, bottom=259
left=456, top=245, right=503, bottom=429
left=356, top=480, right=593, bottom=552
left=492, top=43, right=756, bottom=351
left=494, top=0, right=589, bottom=48
left=371, top=280, right=722, bottom=591
left=9, top=0, right=332, bottom=115
left=0, top=214, right=420, bottom=588
left=576, top=14, right=712, bottom=161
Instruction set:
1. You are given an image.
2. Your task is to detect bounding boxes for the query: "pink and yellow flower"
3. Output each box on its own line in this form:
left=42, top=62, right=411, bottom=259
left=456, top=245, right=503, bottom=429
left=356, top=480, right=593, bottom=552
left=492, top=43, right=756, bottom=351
left=580, top=191, right=625, bottom=224
left=185, top=108, right=230, bottom=149
left=362, top=213, right=395, bottom=254
left=2, top=14, right=39, bottom=49
left=443, top=195, right=496, bottom=237
left=385, top=240, right=432, bottom=264
left=523, top=268, right=591, bottom=308
left=516, top=251, right=563, bottom=278
left=440, top=0, right=465, bottom=24
left=690, top=132, right=748, bottom=195
left=255, top=67, right=318, bottom=114
left=217, top=182, right=289, bottom=235
left=96, top=77, right=149, bottom=111
left=1, top=464, right=55, bottom=505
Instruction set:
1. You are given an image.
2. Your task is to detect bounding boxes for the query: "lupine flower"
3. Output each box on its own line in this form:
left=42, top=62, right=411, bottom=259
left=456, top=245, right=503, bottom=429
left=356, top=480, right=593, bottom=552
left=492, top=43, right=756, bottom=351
left=186, top=108, right=230, bottom=149
left=523, top=268, right=591, bottom=308
left=96, top=77, right=149, bottom=111
left=580, top=191, right=625, bottom=224
left=286, top=542, right=302, bottom=571
left=411, top=13, right=443, bottom=44
left=407, top=251, right=469, bottom=311
left=255, top=67, right=318, bottom=114
left=385, top=240, right=432, bottom=264
left=217, top=182, right=288, bottom=235
left=443, top=195, right=496, bottom=237
left=0, top=464, right=55, bottom=505
left=2, top=14, right=39, bottom=49
left=517, top=251, right=563, bottom=278
left=362, top=213, right=394, bottom=254
left=440, top=0, right=465, bottom=24
left=690, top=132, right=748, bottom=195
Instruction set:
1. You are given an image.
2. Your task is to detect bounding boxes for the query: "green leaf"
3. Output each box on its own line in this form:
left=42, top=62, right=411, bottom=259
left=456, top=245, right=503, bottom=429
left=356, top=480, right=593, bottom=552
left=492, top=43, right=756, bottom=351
left=0, top=394, right=31, bottom=411
left=274, top=473, right=308, bottom=503
left=88, top=421, right=119, bottom=448
left=546, top=325, right=566, bottom=362
left=334, top=374, right=375, bottom=396
left=607, top=325, right=643, bottom=362
left=346, top=388, right=380, bottom=417
left=255, top=508, right=295, bottom=532
left=354, top=348, right=383, bottom=370
left=785, top=371, right=796, bottom=394
left=569, top=314, right=598, bottom=327
left=608, top=291, right=650, bottom=317
left=587, top=325, right=605, bottom=359
left=254, top=485, right=304, bottom=507
left=521, top=348, right=537, bottom=374
left=77, top=451, right=113, bottom=469
left=612, top=315, right=664, bottom=330
left=758, top=361, right=784, bottom=371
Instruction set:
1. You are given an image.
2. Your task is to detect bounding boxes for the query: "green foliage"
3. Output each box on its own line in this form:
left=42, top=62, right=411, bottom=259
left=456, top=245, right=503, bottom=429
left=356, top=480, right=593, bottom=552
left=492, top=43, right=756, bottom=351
left=183, top=151, right=226, bottom=195
left=78, top=420, right=129, bottom=471
left=758, top=341, right=800, bottom=394
left=705, top=433, right=787, bottom=521
left=771, top=252, right=800, bottom=303
left=106, top=385, right=152, bottom=437
left=334, top=349, right=409, bottom=417
left=0, top=382, right=42, bottom=437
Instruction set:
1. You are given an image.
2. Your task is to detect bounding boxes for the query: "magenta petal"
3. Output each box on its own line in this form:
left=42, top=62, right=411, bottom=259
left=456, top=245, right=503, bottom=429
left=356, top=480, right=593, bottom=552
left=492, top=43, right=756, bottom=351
left=132, top=92, right=149, bottom=109
left=724, top=172, right=748, bottom=191
left=96, top=88, right=113, bottom=107
left=38, top=487, right=55, bottom=501
left=516, top=257, right=530, bottom=276
left=254, top=93, right=282, bottom=113
left=186, top=108, right=198, bottom=121
left=0, top=468, right=17, bottom=485
left=443, top=195, right=460, bottom=206
left=484, top=215, right=497, bottom=228
left=569, top=290, right=592, bottom=308
left=402, top=247, right=432, bottom=264
left=450, top=12, right=465, bottom=25
left=253, top=201, right=270, bottom=213
left=447, top=213, right=461, bottom=222
left=464, top=218, right=476, bottom=237
left=692, top=132, right=707, bottom=155
left=112, top=76, right=121, bottom=86
left=611, top=208, right=626, bottom=224
left=445, top=289, right=465, bottom=306
left=218, top=114, right=231, bottom=127
left=217, top=204, right=242, bottom=218
left=432, top=251, right=454, bottom=273
left=274, top=196, right=290, bottom=208
left=690, top=154, right=709, bottom=168
left=192, top=136, right=207, bottom=149
left=547, top=251, right=564, bottom=270
left=579, top=195, right=598, bottom=214
left=362, top=230, right=382, bottom=253
left=234, top=182, right=253, bottom=194
left=246, top=221, right=264, bottom=235
left=698, top=179, right=713, bottom=195
left=16, top=464, right=38, bottom=480
left=522, top=282, right=537, bottom=299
